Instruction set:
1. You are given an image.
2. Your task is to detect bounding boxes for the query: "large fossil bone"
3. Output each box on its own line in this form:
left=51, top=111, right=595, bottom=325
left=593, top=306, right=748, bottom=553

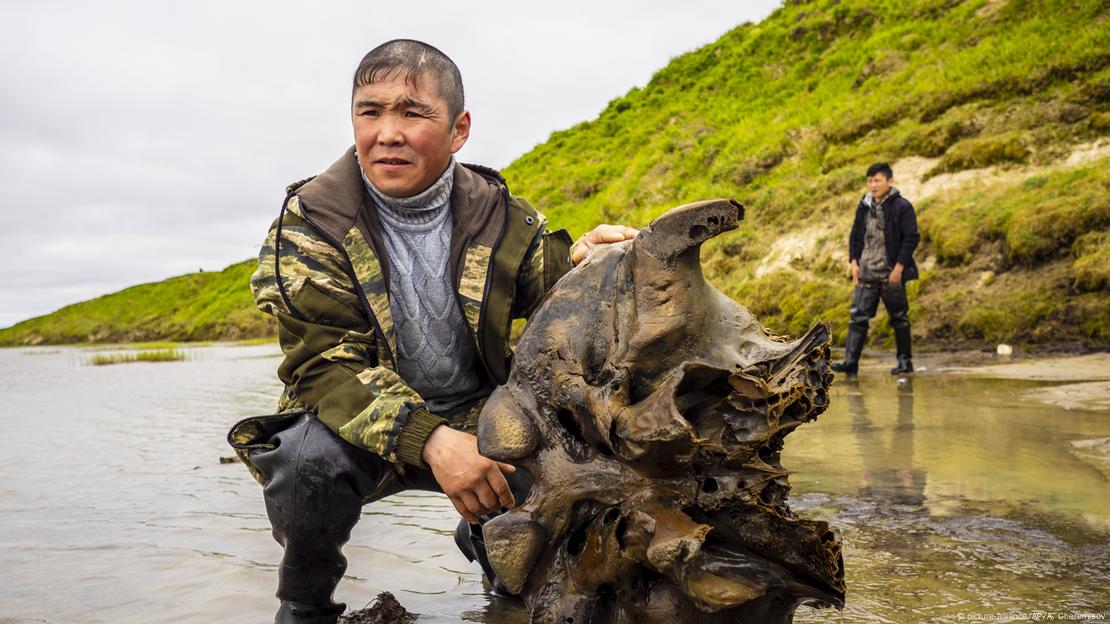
left=478, top=199, right=844, bottom=623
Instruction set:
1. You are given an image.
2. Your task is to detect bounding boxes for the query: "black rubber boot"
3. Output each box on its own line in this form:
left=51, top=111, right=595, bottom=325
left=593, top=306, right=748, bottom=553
left=250, top=415, right=393, bottom=624
left=832, top=325, right=867, bottom=375
left=890, top=354, right=913, bottom=375
left=454, top=470, right=533, bottom=597
left=890, top=327, right=913, bottom=375
left=455, top=519, right=515, bottom=596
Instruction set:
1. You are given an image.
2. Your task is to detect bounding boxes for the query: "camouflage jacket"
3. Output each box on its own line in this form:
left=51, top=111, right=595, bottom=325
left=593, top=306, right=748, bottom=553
left=238, top=147, right=572, bottom=471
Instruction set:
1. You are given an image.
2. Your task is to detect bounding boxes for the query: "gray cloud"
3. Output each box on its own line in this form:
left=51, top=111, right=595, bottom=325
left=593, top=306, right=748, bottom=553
left=0, top=0, right=779, bottom=327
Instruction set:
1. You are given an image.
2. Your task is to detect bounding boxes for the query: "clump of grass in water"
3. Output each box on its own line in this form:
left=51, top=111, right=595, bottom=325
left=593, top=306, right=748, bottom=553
left=89, top=349, right=186, bottom=366
left=233, top=337, right=276, bottom=346
left=131, top=340, right=201, bottom=350
left=86, top=340, right=197, bottom=351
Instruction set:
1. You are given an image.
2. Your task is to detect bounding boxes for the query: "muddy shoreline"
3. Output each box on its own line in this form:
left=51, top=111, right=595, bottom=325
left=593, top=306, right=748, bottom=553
left=848, top=348, right=1110, bottom=381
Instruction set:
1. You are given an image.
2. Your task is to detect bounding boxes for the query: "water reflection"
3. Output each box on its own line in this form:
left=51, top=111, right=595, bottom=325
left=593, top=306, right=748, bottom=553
left=460, top=597, right=529, bottom=624
left=844, top=377, right=926, bottom=506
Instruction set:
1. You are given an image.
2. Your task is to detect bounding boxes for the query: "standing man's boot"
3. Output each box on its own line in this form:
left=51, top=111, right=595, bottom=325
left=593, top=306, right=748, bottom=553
left=832, top=325, right=867, bottom=375
left=835, top=284, right=880, bottom=375
left=890, top=326, right=913, bottom=375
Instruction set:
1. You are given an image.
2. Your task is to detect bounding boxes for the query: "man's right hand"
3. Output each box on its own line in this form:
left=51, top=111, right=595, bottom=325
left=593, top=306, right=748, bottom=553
left=850, top=260, right=860, bottom=285
left=421, top=425, right=517, bottom=524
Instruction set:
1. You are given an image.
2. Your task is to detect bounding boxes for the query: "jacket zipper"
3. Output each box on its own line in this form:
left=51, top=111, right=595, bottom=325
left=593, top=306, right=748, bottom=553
left=449, top=187, right=511, bottom=382
left=478, top=187, right=512, bottom=356
left=451, top=287, right=492, bottom=381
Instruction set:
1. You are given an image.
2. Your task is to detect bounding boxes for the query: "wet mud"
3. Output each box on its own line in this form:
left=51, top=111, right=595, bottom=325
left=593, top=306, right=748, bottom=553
left=338, top=591, right=417, bottom=624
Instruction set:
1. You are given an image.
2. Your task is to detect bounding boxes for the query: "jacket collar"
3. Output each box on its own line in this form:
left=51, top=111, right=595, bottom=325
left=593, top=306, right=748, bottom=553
left=293, top=146, right=505, bottom=243
left=862, top=187, right=901, bottom=208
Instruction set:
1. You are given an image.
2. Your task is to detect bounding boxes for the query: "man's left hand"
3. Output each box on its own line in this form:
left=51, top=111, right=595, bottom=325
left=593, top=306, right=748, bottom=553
left=888, top=263, right=904, bottom=284
left=570, top=224, right=639, bottom=264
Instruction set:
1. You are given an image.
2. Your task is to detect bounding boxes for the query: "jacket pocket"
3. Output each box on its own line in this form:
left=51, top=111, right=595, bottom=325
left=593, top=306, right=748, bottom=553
left=291, top=278, right=367, bottom=328
left=226, top=409, right=310, bottom=485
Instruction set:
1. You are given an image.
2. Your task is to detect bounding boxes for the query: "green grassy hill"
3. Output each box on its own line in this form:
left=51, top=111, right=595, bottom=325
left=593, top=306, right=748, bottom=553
left=0, top=261, right=273, bottom=346
left=504, top=0, right=1110, bottom=349
left=4, top=0, right=1108, bottom=348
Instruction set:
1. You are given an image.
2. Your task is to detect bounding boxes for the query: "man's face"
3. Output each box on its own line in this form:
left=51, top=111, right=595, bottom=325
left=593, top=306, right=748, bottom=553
left=867, top=173, right=892, bottom=199
left=352, top=73, right=470, bottom=197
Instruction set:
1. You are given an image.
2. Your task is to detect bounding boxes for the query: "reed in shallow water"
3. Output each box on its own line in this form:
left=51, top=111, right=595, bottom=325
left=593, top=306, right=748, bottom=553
left=89, top=348, right=186, bottom=365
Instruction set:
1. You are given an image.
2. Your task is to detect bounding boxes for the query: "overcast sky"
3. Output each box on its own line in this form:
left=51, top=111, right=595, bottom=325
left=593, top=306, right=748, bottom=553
left=0, top=1, right=780, bottom=328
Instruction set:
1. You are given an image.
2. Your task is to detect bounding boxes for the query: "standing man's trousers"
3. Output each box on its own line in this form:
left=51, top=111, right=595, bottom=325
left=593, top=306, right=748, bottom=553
left=849, top=280, right=910, bottom=332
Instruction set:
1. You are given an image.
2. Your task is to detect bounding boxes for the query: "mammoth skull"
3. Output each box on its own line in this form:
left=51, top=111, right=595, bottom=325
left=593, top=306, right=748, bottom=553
left=477, top=199, right=845, bottom=623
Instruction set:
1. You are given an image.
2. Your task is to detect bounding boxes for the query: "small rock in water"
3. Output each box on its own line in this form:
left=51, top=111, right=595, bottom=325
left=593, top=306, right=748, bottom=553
left=338, top=592, right=417, bottom=624
left=218, top=455, right=240, bottom=464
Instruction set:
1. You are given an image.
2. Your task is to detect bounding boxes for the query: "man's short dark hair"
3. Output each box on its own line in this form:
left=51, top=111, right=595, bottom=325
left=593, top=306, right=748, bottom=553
left=352, top=39, right=465, bottom=120
left=866, top=162, right=893, bottom=179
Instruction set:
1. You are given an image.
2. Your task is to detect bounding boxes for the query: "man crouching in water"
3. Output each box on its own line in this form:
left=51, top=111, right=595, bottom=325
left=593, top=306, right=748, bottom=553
left=231, top=39, right=637, bottom=623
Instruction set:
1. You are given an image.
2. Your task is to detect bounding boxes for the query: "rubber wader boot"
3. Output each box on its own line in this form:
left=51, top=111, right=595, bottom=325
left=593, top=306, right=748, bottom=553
left=274, top=601, right=343, bottom=624
left=252, top=414, right=379, bottom=624
left=831, top=326, right=867, bottom=375
left=454, top=469, right=534, bottom=597
left=890, top=326, right=914, bottom=375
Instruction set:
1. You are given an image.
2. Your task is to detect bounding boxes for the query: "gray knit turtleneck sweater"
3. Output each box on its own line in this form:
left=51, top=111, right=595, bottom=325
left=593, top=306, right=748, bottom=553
left=362, top=159, right=486, bottom=412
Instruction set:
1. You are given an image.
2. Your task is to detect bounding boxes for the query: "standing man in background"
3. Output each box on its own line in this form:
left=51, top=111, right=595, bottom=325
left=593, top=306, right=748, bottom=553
left=831, top=162, right=920, bottom=376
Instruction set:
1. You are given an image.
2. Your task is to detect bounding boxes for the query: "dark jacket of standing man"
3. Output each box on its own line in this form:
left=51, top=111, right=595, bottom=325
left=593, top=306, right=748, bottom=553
left=832, top=162, right=920, bottom=376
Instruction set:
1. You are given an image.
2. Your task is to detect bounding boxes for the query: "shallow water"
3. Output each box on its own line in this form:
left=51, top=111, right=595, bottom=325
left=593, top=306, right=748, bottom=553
left=0, top=345, right=1106, bottom=623
left=789, top=375, right=1109, bottom=622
